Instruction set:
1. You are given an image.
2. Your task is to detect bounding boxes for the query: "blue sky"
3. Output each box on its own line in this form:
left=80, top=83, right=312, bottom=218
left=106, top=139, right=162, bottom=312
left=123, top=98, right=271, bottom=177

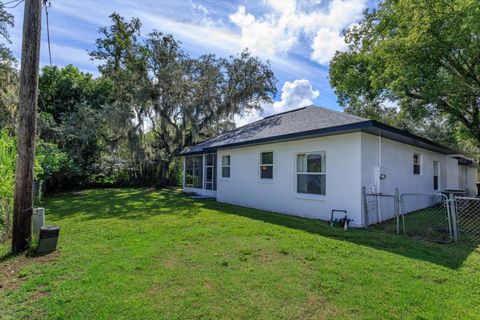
left=5, top=0, right=377, bottom=125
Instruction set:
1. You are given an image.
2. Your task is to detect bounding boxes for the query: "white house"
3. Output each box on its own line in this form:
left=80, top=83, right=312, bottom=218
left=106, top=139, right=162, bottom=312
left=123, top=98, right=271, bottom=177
left=179, top=106, right=478, bottom=227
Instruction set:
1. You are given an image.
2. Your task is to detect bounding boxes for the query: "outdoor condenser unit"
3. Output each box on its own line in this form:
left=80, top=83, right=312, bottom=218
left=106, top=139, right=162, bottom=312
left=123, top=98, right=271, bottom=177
left=32, top=207, right=45, bottom=238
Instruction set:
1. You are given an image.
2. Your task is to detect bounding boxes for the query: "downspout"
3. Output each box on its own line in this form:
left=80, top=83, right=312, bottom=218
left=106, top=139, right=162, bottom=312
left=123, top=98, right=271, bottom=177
left=378, top=134, right=382, bottom=170
left=377, top=134, right=382, bottom=222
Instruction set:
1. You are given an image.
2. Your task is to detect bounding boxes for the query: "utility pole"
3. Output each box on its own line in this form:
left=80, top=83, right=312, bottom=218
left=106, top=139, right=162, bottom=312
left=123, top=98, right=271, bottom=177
left=11, top=0, right=42, bottom=252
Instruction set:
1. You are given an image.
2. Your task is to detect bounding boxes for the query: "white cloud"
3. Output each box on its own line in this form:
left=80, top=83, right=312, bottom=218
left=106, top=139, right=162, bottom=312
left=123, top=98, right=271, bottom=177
left=141, top=12, right=241, bottom=56
left=234, top=79, right=319, bottom=126
left=310, top=27, right=347, bottom=65
left=271, top=79, right=320, bottom=113
left=229, top=0, right=367, bottom=64
left=229, top=5, right=298, bottom=57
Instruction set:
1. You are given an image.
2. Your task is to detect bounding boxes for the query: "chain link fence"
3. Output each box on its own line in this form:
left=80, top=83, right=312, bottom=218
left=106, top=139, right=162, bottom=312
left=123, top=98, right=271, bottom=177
left=400, top=193, right=452, bottom=243
left=362, top=185, right=480, bottom=245
left=362, top=187, right=399, bottom=234
left=455, top=196, right=480, bottom=244
left=362, top=187, right=458, bottom=243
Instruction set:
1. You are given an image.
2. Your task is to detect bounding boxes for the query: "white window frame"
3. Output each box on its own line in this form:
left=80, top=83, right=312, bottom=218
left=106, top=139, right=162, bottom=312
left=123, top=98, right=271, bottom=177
left=221, top=155, right=231, bottom=179
left=413, top=153, right=422, bottom=175
left=295, top=151, right=326, bottom=197
left=259, top=151, right=274, bottom=180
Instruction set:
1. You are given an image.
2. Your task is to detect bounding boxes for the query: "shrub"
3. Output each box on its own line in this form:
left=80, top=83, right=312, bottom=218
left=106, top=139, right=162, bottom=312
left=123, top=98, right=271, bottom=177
left=0, top=131, right=15, bottom=241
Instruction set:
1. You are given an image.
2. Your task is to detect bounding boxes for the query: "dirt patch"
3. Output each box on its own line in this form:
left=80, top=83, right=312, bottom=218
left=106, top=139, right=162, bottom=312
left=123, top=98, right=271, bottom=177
left=294, top=295, right=335, bottom=320
left=254, top=250, right=283, bottom=264
left=29, top=285, right=51, bottom=301
left=164, top=258, right=177, bottom=268
left=0, top=251, right=59, bottom=291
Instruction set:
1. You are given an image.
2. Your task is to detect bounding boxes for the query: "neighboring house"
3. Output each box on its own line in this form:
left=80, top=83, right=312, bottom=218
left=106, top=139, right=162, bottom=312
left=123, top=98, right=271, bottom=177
left=179, top=106, right=477, bottom=227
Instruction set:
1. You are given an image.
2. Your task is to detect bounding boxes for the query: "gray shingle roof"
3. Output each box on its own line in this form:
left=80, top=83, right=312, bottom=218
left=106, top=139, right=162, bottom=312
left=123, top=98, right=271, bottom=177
left=180, top=105, right=369, bottom=155
left=179, top=105, right=457, bottom=155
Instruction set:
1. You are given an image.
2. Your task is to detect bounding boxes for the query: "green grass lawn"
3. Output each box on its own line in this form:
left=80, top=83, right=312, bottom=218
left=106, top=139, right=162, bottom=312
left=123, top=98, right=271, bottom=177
left=1, top=188, right=479, bottom=319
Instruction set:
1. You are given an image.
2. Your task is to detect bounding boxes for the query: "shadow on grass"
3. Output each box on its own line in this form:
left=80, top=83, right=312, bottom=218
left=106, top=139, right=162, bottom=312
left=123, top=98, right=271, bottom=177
left=44, top=187, right=200, bottom=222
left=196, top=199, right=478, bottom=270
left=44, top=188, right=477, bottom=270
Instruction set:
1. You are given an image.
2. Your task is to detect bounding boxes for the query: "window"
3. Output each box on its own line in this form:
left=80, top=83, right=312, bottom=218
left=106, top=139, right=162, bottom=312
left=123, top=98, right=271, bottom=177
left=433, top=161, right=440, bottom=191
left=221, top=155, right=230, bottom=178
left=185, top=156, right=203, bottom=188
left=413, top=153, right=421, bottom=175
left=296, top=152, right=326, bottom=195
left=260, top=152, right=273, bottom=179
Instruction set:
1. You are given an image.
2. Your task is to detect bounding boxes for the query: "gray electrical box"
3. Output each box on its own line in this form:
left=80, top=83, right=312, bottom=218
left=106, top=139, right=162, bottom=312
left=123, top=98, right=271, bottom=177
left=32, top=207, right=45, bottom=238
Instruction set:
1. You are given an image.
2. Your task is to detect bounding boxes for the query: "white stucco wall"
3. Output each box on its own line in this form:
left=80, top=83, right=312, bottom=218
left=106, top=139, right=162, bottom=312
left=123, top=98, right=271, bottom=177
left=361, top=133, right=449, bottom=195
left=464, top=166, right=478, bottom=196
left=360, top=133, right=476, bottom=223
left=445, top=157, right=460, bottom=190
left=216, top=133, right=364, bottom=226
left=182, top=131, right=478, bottom=227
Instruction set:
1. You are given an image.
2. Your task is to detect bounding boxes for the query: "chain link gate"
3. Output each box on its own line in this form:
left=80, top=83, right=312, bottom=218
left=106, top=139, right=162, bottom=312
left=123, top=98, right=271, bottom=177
left=455, top=196, right=480, bottom=244
left=399, top=193, right=452, bottom=243
left=362, top=187, right=400, bottom=234
left=362, top=187, right=455, bottom=243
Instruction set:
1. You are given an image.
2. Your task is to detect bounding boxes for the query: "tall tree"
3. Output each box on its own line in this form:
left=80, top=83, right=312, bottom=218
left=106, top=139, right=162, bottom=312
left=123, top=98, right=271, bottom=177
left=37, top=65, right=112, bottom=189
left=91, top=13, right=277, bottom=185
left=0, top=2, right=17, bottom=133
left=330, top=0, right=480, bottom=149
left=12, top=0, right=42, bottom=252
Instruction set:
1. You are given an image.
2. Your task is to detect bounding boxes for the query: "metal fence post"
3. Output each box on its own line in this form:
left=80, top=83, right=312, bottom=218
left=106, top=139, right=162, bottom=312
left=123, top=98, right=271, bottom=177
left=449, top=198, right=459, bottom=243
left=400, top=194, right=406, bottom=235
left=362, top=186, right=369, bottom=228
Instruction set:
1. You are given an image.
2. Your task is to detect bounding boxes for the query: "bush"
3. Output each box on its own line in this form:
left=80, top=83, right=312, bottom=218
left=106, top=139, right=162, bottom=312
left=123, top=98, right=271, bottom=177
left=35, top=141, right=71, bottom=181
left=168, top=158, right=183, bottom=187
left=0, top=131, right=15, bottom=241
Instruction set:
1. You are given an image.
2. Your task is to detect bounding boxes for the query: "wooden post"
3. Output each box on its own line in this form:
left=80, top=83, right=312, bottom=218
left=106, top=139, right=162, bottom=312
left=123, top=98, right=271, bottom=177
left=11, top=0, right=42, bottom=253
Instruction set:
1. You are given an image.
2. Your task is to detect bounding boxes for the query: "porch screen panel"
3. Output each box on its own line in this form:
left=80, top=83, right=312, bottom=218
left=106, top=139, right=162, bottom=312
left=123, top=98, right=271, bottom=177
left=205, top=154, right=216, bottom=190
left=185, top=155, right=203, bottom=188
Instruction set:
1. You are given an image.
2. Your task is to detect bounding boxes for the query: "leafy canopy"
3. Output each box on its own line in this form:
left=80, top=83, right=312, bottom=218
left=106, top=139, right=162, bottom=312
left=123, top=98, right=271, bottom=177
left=330, top=0, right=480, bottom=150
left=90, top=13, right=277, bottom=185
left=0, top=4, right=17, bottom=133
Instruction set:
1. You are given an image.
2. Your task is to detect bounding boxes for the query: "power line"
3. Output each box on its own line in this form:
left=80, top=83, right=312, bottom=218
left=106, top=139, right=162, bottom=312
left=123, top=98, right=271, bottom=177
left=43, top=0, right=52, bottom=66
left=2, top=0, right=24, bottom=9
left=1, top=0, right=23, bottom=5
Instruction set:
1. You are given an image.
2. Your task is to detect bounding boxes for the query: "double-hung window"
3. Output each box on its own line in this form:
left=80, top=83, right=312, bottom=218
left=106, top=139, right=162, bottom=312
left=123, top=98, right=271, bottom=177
left=413, top=153, right=421, bottom=175
left=221, top=155, right=230, bottom=178
left=260, top=152, right=273, bottom=179
left=296, top=152, right=326, bottom=195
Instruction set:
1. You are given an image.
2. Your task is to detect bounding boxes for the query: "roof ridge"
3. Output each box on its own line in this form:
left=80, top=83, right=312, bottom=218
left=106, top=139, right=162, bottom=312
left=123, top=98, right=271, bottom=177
left=262, top=106, right=309, bottom=119
left=309, top=105, right=369, bottom=121
left=191, top=106, right=364, bottom=146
